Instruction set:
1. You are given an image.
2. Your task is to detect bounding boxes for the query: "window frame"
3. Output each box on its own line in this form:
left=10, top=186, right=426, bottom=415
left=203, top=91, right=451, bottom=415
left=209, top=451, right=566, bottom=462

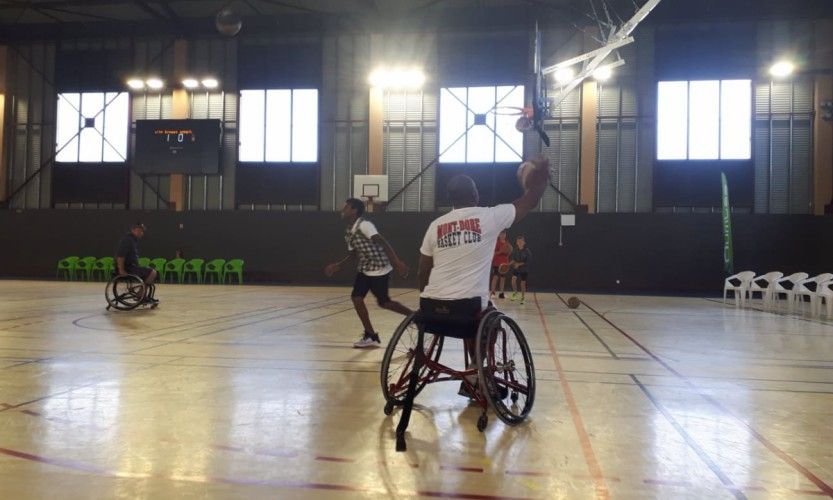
left=656, top=79, right=752, bottom=161
left=55, top=91, right=130, bottom=164
left=238, top=88, right=320, bottom=164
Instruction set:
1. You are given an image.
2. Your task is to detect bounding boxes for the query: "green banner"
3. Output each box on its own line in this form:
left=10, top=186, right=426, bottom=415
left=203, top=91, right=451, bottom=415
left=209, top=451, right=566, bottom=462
left=721, top=172, right=734, bottom=275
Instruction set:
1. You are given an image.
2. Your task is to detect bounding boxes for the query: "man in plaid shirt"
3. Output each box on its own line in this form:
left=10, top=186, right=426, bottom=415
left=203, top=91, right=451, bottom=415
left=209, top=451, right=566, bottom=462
left=325, top=198, right=411, bottom=348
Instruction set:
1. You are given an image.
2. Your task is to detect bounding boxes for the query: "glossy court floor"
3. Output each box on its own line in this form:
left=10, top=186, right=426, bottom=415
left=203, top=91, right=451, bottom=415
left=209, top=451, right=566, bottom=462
left=0, top=280, right=832, bottom=499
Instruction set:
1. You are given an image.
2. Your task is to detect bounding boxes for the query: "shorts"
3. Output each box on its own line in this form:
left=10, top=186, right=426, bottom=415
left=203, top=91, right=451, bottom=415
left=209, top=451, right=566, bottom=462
left=512, top=269, right=529, bottom=282
left=351, top=272, right=391, bottom=305
left=127, top=266, right=154, bottom=281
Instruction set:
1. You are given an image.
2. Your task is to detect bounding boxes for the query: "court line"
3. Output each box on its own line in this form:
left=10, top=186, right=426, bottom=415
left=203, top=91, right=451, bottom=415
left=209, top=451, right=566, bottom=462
left=576, top=298, right=833, bottom=498
left=630, top=375, right=747, bottom=500
left=552, top=293, right=620, bottom=358
left=703, top=297, right=833, bottom=327
left=532, top=292, right=609, bottom=500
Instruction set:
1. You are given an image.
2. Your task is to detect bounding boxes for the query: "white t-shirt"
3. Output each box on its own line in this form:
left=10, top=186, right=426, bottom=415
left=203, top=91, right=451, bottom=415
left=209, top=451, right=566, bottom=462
left=347, top=219, right=393, bottom=276
left=419, top=204, right=516, bottom=308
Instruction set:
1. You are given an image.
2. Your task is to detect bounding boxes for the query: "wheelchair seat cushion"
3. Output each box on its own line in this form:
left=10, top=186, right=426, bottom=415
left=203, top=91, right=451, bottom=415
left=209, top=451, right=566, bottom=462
left=417, top=297, right=483, bottom=339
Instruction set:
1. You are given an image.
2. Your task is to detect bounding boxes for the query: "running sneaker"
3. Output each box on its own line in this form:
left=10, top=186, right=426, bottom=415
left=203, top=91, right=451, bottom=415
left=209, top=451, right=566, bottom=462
left=353, top=332, right=381, bottom=348
left=519, top=298, right=525, bottom=305
left=498, top=292, right=505, bottom=299
left=510, top=292, right=518, bottom=301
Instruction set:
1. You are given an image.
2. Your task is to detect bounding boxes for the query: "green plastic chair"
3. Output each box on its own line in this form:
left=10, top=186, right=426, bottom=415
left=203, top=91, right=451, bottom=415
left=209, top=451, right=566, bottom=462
left=56, top=256, right=80, bottom=281
left=203, top=259, right=226, bottom=284
left=149, top=258, right=167, bottom=281
left=163, top=258, right=186, bottom=284
left=223, top=259, right=244, bottom=284
left=74, top=256, right=98, bottom=281
left=138, top=257, right=151, bottom=268
left=92, top=257, right=115, bottom=281
left=183, top=258, right=205, bottom=284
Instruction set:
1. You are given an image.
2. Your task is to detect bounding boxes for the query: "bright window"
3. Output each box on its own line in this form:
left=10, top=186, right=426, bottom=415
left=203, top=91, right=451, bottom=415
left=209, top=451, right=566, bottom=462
left=55, top=92, right=129, bottom=162
left=439, top=85, right=524, bottom=163
left=657, top=80, right=751, bottom=160
left=239, top=89, right=318, bottom=162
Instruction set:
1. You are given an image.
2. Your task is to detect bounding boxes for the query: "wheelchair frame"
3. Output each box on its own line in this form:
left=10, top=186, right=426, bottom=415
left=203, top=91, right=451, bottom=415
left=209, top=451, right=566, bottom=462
left=105, top=274, right=158, bottom=311
left=381, top=308, right=535, bottom=452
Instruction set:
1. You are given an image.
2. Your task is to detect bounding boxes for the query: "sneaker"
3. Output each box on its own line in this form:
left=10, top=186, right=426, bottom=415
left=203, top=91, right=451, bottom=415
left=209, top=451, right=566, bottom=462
left=498, top=292, right=505, bottom=299
left=510, top=292, right=518, bottom=301
left=353, top=332, right=381, bottom=349
left=519, top=298, right=525, bottom=305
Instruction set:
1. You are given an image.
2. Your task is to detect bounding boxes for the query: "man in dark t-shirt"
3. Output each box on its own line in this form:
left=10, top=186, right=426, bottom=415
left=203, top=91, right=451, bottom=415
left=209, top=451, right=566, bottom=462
left=116, top=222, right=157, bottom=302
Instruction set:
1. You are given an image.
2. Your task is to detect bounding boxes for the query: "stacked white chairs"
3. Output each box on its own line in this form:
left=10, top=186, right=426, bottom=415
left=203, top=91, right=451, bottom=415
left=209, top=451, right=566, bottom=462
left=771, top=272, right=809, bottom=313
left=746, top=271, right=784, bottom=309
left=793, top=273, right=833, bottom=316
left=816, top=280, right=833, bottom=318
left=723, top=271, right=756, bottom=307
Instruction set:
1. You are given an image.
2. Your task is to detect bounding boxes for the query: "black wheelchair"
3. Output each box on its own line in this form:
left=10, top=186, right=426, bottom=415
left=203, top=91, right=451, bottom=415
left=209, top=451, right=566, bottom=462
left=105, top=274, right=158, bottom=311
left=380, top=298, right=535, bottom=451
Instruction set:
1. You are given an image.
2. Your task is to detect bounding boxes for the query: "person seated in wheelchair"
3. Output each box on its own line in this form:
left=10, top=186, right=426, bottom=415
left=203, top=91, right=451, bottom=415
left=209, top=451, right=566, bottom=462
left=416, top=157, right=550, bottom=395
left=115, top=222, right=158, bottom=305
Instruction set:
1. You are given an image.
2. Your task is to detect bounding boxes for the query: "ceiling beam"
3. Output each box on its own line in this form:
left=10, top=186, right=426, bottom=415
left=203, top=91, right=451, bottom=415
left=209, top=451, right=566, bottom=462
left=131, top=0, right=167, bottom=19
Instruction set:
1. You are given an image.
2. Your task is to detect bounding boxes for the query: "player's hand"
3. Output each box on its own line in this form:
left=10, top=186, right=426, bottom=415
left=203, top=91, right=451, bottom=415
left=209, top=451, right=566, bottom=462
left=394, top=259, right=409, bottom=278
left=526, top=155, right=551, bottom=188
left=324, top=263, right=340, bottom=277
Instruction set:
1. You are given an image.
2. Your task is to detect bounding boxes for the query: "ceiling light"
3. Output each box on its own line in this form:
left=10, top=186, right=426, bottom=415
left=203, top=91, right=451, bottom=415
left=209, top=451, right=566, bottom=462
left=182, top=78, right=199, bottom=89
left=146, top=78, right=164, bottom=90
left=769, top=60, right=795, bottom=78
left=126, top=78, right=145, bottom=90
left=592, top=66, right=613, bottom=81
left=201, top=78, right=219, bottom=89
left=554, top=67, right=575, bottom=84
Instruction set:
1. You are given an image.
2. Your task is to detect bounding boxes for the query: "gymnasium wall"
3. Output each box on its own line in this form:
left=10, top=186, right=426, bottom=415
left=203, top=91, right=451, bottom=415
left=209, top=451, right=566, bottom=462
left=1, top=210, right=829, bottom=293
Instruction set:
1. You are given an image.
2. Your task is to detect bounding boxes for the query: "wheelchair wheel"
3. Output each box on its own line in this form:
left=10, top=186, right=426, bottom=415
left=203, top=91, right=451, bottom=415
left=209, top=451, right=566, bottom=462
left=105, top=274, right=146, bottom=311
left=476, top=312, right=535, bottom=426
left=381, top=313, right=445, bottom=403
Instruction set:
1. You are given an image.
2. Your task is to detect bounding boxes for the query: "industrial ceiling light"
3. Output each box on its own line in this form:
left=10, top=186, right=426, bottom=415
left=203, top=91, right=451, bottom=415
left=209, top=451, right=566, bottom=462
left=554, top=66, right=575, bottom=84
left=201, top=78, right=219, bottom=89
left=769, top=60, right=795, bottom=78
left=126, top=78, right=145, bottom=90
left=146, top=78, right=164, bottom=90
left=592, top=65, right=613, bottom=81
left=182, top=78, right=199, bottom=89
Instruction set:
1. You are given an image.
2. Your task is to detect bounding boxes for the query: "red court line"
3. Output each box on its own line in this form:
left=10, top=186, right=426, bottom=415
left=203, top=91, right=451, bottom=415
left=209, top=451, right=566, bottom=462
left=533, top=293, right=610, bottom=500
left=578, top=300, right=833, bottom=498
left=440, top=465, right=484, bottom=473
left=0, top=446, right=111, bottom=475
left=505, top=470, right=549, bottom=477
left=643, top=479, right=691, bottom=487
left=315, top=456, right=355, bottom=463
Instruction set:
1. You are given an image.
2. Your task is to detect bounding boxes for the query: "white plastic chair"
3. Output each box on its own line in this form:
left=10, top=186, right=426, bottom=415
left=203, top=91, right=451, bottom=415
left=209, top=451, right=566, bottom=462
left=723, top=271, right=756, bottom=307
left=771, top=272, right=809, bottom=313
left=746, top=271, right=783, bottom=309
left=816, top=280, right=833, bottom=318
left=793, top=273, right=833, bottom=316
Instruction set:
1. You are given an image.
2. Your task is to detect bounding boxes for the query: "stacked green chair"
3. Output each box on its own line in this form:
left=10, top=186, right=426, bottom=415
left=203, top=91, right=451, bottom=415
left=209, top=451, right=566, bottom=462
left=92, top=257, right=115, bottom=281
left=149, top=258, right=167, bottom=281
left=203, top=259, right=226, bottom=284
left=56, top=256, right=80, bottom=281
left=74, top=256, right=98, bottom=281
left=183, top=258, right=205, bottom=284
left=163, top=258, right=186, bottom=284
left=223, top=259, right=244, bottom=284
left=138, top=257, right=151, bottom=268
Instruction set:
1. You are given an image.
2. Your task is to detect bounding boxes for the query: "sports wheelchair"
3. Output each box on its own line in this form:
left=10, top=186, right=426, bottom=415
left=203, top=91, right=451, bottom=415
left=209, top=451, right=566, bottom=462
left=380, top=298, right=535, bottom=452
left=105, top=274, right=158, bottom=311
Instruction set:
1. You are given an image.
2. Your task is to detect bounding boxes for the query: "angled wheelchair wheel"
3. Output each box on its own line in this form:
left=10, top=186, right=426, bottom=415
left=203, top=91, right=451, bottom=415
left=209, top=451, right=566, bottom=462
left=476, top=312, right=535, bottom=426
left=381, top=313, right=445, bottom=403
left=105, top=274, right=146, bottom=311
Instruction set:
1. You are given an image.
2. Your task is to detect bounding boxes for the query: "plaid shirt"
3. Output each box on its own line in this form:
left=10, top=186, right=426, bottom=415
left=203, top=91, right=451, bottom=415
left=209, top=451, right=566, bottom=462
left=346, top=218, right=391, bottom=275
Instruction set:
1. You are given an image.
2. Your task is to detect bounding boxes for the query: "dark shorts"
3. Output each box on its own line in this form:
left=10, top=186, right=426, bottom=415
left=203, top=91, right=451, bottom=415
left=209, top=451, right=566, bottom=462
left=351, top=272, right=391, bottom=304
left=513, top=269, right=529, bottom=282
left=127, top=266, right=154, bottom=281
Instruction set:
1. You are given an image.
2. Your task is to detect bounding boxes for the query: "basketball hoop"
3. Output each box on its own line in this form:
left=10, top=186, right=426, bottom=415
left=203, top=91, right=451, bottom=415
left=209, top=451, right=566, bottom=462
left=493, top=106, right=536, bottom=132
left=362, top=195, right=387, bottom=213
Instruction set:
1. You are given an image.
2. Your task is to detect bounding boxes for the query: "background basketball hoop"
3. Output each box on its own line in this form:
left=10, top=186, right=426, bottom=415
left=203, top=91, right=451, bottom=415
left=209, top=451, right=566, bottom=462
left=354, top=175, right=389, bottom=213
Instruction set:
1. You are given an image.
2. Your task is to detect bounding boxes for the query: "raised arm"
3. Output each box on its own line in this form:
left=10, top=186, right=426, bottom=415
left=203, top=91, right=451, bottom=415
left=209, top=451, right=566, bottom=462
left=512, top=156, right=550, bottom=224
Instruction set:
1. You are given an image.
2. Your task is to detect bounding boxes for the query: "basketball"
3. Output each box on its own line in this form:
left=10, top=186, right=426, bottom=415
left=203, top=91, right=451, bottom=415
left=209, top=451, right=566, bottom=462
left=567, top=296, right=580, bottom=309
left=498, top=263, right=510, bottom=274
left=516, top=161, right=535, bottom=189
left=215, top=8, right=243, bottom=37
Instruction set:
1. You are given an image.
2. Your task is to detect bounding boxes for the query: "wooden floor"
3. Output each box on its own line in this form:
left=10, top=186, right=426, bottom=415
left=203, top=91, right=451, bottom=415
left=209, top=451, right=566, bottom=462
left=1, top=280, right=832, bottom=499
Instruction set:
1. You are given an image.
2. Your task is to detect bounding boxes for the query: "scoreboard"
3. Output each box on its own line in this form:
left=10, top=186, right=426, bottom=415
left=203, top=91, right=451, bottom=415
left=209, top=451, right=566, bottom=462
left=134, top=119, right=221, bottom=174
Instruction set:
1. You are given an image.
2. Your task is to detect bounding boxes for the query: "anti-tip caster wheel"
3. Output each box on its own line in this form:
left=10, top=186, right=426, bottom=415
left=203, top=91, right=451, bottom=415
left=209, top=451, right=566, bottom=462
left=477, top=413, right=488, bottom=432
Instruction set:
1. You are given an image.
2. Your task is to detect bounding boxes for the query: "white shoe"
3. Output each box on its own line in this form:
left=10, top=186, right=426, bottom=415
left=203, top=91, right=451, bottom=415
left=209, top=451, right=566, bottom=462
left=353, top=332, right=381, bottom=348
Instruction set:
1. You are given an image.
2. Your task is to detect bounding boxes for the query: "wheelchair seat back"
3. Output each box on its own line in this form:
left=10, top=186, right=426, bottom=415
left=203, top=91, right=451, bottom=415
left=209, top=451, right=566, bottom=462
left=417, top=297, right=483, bottom=338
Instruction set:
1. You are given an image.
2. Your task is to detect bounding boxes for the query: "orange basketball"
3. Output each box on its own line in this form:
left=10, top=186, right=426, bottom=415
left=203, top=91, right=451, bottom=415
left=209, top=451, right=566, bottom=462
left=567, top=297, right=581, bottom=309
left=517, top=161, right=535, bottom=189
